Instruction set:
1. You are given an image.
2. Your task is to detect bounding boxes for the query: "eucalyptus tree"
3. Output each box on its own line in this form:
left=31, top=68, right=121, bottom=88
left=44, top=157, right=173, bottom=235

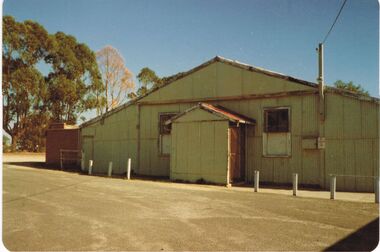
left=45, top=32, right=103, bottom=122
left=96, top=46, right=135, bottom=114
left=3, top=16, right=51, bottom=150
left=3, top=15, right=103, bottom=150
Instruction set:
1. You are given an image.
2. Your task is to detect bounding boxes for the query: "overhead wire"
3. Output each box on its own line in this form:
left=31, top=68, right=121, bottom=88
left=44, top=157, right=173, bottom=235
left=322, top=0, right=348, bottom=44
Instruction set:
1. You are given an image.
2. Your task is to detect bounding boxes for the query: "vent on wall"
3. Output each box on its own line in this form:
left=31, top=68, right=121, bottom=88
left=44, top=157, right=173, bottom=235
left=301, top=137, right=325, bottom=150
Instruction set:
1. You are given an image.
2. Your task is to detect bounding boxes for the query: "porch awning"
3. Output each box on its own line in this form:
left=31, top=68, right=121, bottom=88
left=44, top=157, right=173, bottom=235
left=165, top=102, right=256, bottom=125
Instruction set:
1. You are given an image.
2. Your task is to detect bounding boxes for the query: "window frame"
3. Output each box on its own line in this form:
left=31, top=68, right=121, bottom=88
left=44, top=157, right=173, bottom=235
left=158, top=112, right=178, bottom=157
left=263, top=107, right=290, bottom=133
left=159, top=112, right=178, bottom=135
left=262, top=106, right=291, bottom=158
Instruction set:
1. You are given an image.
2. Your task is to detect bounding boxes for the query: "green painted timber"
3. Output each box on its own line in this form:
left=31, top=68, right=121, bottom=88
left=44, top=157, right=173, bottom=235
left=171, top=116, right=229, bottom=184
left=80, top=58, right=379, bottom=192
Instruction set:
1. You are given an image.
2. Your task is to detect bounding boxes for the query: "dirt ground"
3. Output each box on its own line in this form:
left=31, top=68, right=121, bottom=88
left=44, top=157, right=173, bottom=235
left=2, top=153, right=379, bottom=251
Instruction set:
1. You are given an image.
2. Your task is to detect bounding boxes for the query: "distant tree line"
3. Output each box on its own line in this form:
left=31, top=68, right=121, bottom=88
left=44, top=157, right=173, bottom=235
left=333, top=80, right=369, bottom=96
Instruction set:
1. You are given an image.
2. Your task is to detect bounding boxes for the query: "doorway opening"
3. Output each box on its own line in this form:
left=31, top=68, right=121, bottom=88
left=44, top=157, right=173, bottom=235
left=229, top=124, right=246, bottom=183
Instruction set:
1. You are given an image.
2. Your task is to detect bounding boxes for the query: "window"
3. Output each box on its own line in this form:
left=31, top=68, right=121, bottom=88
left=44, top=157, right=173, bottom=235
left=159, top=113, right=177, bottom=135
left=264, top=109, right=289, bottom=132
left=159, top=113, right=177, bottom=156
left=263, top=107, right=291, bottom=157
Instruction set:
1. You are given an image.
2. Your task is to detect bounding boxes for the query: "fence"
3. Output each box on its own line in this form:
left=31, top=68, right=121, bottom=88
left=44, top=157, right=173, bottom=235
left=60, top=149, right=82, bottom=170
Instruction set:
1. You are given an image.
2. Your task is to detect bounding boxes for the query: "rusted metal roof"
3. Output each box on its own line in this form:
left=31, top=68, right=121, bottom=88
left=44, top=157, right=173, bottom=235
left=165, top=102, right=256, bottom=125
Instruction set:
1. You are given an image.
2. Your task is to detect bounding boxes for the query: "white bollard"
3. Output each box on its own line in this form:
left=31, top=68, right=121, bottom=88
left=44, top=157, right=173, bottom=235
left=293, top=173, right=298, bottom=196
left=127, top=158, right=131, bottom=180
left=88, top=160, right=93, bottom=175
left=330, top=175, right=336, bottom=200
left=375, top=177, right=379, bottom=204
left=108, top=162, right=113, bottom=177
left=81, top=151, right=85, bottom=171
left=254, top=170, right=259, bottom=192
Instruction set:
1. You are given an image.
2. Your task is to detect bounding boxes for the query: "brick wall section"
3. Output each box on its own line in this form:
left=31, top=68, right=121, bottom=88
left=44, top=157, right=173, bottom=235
left=45, top=128, right=80, bottom=165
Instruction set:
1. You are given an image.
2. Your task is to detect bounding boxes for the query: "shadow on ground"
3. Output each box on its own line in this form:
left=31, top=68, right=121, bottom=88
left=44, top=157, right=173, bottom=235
left=4, top=161, right=80, bottom=172
left=324, top=217, right=379, bottom=251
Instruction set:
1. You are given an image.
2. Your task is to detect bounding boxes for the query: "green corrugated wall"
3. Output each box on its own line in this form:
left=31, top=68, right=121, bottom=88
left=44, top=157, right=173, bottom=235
left=171, top=118, right=229, bottom=184
left=80, top=60, right=379, bottom=192
left=324, top=93, right=379, bottom=192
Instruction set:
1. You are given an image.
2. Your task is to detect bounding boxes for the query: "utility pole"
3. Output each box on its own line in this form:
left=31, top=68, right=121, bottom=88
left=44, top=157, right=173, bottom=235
left=317, top=43, right=326, bottom=190
left=317, top=43, right=325, bottom=121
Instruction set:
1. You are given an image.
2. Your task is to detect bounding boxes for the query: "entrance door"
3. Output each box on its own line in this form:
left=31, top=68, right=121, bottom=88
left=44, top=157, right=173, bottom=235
left=82, top=136, right=94, bottom=170
left=229, top=126, right=244, bottom=183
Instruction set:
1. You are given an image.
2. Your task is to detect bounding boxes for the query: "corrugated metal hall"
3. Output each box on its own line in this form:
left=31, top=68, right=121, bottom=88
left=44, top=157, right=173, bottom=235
left=80, top=56, right=379, bottom=192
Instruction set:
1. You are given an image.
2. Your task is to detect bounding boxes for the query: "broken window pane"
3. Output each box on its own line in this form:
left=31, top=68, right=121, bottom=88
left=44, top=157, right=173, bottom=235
left=159, top=113, right=177, bottom=135
left=264, top=109, right=289, bottom=132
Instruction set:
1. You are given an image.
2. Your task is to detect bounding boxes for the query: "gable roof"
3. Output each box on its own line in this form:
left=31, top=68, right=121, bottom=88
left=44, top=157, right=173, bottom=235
left=161, top=56, right=319, bottom=89
left=80, top=56, right=378, bottom=128
left=165, top=102, right=256, bottom=125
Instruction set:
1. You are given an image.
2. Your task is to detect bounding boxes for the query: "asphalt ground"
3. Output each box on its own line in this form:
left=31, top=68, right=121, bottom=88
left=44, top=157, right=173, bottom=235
left=2, top=153, right=379, bottom=251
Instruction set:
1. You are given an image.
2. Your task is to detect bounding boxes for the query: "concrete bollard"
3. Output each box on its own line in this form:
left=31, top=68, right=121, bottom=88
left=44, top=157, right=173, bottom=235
left=330, top=175, right=336, bottom=200
left=293, top=173, right=298, bottom=196
left=108, top=162, right=113, bottom=177
left=81, top=151, right=85, bottom=171
left=375, top=177, right=379, bottom=204
left=127, top=158, right=131, bottom=180
left=254, top=170, right=259, bottom=192
left=88, top=160, right=93, bottom=175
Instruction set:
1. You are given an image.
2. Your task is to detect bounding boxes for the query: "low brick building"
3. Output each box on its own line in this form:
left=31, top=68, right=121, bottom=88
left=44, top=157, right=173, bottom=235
left=45, top=123, right=80, bottom=167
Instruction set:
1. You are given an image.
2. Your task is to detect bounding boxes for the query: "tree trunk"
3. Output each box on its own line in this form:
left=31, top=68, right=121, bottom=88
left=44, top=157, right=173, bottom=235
left=11, top=134, right=18, bottom=152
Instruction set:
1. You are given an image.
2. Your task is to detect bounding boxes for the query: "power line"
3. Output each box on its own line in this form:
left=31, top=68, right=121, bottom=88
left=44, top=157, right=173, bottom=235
left=322, top=0, right=348, bottom=44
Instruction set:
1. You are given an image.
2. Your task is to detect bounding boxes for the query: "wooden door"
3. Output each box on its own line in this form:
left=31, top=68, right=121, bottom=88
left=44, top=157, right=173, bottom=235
left=229, top=126, right=241, bottom=182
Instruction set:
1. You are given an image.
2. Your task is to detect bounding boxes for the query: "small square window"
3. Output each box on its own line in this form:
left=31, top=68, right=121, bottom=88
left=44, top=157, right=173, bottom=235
left=264, top=109, right=289, bottom=133
left=159, top=113, right=178, bottom=156
left=159, top=113, right=177, bottom=135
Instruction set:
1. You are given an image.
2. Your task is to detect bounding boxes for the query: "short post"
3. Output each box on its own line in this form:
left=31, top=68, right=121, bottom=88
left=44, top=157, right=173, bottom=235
left=108, top=162, right=113, bottom=177
left=127, top=158, right=131, bottom=180
left=254, top=170, right=259, bottom=192
left=375, top=176, right=379, bottom=204
left=330, top=175, right=336, bottom=200
left=88, top=160, right=93, bottom=175
left=80, top=151, right=85, bottom=171
left=293, top=173, right=298, bottom=196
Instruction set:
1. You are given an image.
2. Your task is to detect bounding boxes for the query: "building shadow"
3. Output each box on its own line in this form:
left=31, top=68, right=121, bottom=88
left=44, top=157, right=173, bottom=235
left=3, top=161, right=80, bottom=173
left=324, top=217, right=379, bottom=251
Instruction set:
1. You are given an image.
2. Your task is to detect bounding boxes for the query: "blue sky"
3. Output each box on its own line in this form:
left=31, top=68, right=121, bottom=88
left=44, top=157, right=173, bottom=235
left=4, top=0, right=379, bottom=120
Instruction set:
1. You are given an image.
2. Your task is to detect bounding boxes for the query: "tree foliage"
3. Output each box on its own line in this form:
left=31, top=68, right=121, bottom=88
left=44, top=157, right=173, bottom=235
left=2, top=16, right=102, bottom=151
left=135, top=67, right=163, bottom=97
left=96, top=46, right=135, bottom=114
left=3, top=134, right=11, bottom=153
left=137, top=67, right=161, bottom=88
left=45, top=32, right=103, bottom=122
left=333, top=80, right=369, bottom=96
